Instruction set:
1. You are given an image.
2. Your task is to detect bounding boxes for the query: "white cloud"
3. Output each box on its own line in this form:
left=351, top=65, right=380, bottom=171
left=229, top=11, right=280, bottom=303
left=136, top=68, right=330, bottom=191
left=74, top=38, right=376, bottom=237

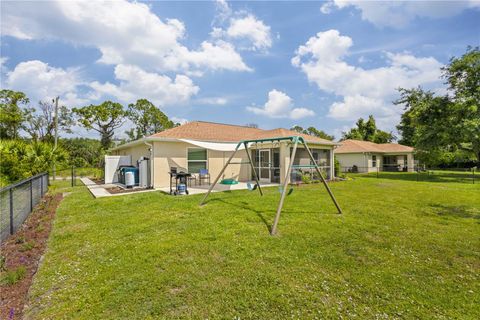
left=211, top=1, right=273, bottom=52
left=90, top=64, right=199, bottom=107
left=196, top=97, right=228, bottom=105
left=1, top=0, right=251, bottom=74
left=292, top=29, right=443, bottom=125
left=324, top=0, right=480, bottom=28
left=247, top=89, right=315, bottom=120
left=3, top=60, right=87, bottom=106
left=213, top=0, right=232, bottom=24
left=171, top=117, right=189, bottom=125
left=320, top=2, right=334, bottom=14
left=226, top=15, right=272, bottom=51
left=2, top=60, right=199, bottom=109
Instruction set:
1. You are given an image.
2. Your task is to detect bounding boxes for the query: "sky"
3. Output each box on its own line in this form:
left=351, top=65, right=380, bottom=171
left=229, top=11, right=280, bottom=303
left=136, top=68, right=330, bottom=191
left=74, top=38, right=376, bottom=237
left=1, top=0, right=479, bottom=141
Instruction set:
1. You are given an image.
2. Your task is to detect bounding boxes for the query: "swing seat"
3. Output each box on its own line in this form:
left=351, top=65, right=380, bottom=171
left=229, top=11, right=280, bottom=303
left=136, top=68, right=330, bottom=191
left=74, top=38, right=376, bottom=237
left=278, top=186, right=294, bottom=195
left=247, top=182, right=258, bottom=191
left=220, top=178, right=238, bottom=185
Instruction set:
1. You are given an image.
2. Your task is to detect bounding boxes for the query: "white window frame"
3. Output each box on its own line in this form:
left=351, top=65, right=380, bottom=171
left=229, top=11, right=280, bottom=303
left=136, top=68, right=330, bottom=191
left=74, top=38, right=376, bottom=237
left=187, top=147, right=208, bottom=173
left=372, top=155, right=377, bottom=168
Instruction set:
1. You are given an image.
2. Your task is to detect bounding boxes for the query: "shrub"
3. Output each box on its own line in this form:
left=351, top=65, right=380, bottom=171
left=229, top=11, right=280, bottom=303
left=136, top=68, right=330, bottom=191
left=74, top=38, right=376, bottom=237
left=0, top=139, right=68, bottom=186
left=20, top=242, right=35, bottom=252
left=334, top=158, right=340, bottom=177
left=301, top=172, right=312, bottom=184
left=0, top=266, right=26, bottom=285
left=0, top=255, right=5, bottom=272
left=15, top=236, right=25, bottom=244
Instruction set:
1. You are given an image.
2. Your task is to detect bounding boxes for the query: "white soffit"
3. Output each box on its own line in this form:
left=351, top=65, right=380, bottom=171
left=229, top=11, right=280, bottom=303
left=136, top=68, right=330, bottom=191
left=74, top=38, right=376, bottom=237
left=179, top=139, right=246, bottom=151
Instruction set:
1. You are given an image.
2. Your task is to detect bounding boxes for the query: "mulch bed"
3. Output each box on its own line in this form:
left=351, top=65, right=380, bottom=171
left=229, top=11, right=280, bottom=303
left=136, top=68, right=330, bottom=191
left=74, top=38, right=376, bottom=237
left=90, top=178, right=104, bottom=185
left=0, top=193, right=63, bottom=320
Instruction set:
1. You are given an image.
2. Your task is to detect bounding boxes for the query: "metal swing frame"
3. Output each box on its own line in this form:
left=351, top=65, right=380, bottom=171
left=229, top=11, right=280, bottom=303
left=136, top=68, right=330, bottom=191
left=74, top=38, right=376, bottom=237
left=200, top=136, right=342, bottom=235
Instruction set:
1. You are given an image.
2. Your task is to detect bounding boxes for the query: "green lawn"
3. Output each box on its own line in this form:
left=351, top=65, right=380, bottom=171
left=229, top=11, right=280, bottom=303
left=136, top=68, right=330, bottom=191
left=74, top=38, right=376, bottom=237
left=25, top=175, right=479, bottom=319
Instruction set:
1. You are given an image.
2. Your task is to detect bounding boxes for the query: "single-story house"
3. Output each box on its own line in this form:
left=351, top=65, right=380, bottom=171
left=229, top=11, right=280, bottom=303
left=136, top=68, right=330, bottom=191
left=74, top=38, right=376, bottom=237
left=335, top=139, right=415, bottom=173
left=109, top=121, right=338, bottom=188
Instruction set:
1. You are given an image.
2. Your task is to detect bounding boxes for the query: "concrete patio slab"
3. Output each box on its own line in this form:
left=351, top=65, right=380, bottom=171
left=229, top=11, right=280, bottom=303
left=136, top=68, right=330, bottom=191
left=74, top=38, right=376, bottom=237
left=81, top=178, right=279, bottom=198
left=158, top=181, right=280, bottom=195
left=80, top=177, right=157, bottom=198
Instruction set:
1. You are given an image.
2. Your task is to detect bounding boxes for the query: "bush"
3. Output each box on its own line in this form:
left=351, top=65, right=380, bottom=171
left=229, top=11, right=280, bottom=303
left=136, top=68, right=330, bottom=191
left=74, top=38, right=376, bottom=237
left=0, top=266, right=26, bottom=285
left=301, top=172, right=312, bottom=184
left=334, top=158, right=340, bottom=177
left=20, top=242, right=35, bottom=252
left=0, top=139, right=68, bottom=187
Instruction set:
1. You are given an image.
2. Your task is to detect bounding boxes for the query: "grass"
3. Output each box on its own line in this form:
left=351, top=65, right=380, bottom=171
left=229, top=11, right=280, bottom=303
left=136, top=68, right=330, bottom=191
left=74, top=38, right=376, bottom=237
left=25, top=175, right=479, bottom=319
left=344, top=169, right=479, bottom=184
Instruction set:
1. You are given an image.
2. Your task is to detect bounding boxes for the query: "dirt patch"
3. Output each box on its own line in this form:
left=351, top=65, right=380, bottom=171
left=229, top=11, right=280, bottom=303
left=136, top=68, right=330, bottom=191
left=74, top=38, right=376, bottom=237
left=0, top=193, right=63, bottom=320
left=105, top=186, right=148, bottom=194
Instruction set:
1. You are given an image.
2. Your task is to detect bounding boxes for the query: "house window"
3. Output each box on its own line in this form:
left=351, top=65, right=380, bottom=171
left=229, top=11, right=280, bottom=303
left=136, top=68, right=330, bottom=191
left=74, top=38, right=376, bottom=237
left=188, top=148, right=207, bottom=173
left=372, top=155, right=377, bottom=168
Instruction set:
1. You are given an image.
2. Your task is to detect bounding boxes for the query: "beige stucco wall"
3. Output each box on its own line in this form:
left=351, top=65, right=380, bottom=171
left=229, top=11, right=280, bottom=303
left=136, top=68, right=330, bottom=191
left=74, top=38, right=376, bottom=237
left=337, top=152, right=414, bottom=173
left=335, top=153, right=368, bottom=173
left=151, top=141, right=251, bottom=188
left=113, top=140, right=335, bottom=188
left=113, top=144, right=150, bottom=165
left=366, top=153, right=382, bottom=173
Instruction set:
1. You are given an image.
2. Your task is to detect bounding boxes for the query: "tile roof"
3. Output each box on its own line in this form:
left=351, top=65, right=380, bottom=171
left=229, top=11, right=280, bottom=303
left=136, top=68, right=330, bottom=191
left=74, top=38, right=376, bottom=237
left=149, top=121, right=336, bottom=145
left=335, top=139, right=414, bottom=154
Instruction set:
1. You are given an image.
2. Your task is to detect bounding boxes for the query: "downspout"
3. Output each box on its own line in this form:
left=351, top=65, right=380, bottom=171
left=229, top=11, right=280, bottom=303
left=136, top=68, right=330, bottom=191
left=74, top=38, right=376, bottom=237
left=144, top=139, right=154, bottom=189
left=364, top=153, right=367, bottom=173
left=332, top=145, right=337, bottom=179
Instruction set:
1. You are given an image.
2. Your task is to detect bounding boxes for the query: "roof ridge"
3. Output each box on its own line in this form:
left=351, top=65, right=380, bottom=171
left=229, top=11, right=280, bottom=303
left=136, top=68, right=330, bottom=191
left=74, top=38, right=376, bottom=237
left=193, top=120, right=263, bottom=129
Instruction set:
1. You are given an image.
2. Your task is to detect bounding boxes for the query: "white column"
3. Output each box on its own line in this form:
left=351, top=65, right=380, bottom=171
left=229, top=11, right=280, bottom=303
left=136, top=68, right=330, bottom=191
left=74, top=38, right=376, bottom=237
left=330, top=148, right=334, bottom=179
left=279, top=142, right=290, bottom=184
left=407, top=153, right=414, bottom=172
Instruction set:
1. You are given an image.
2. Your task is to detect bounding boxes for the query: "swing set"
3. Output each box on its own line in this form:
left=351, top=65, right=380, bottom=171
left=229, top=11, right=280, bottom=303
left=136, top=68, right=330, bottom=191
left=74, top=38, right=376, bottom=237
left=200, top=136, right=342, bottom=235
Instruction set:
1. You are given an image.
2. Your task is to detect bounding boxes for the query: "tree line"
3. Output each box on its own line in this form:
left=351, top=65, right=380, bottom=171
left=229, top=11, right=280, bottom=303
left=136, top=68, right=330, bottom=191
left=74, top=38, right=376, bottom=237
left=1, top=47, right=477, bottom=185
left=295, top=47, right=479, bottom=168
left=0, top=94, right=178, bottom=186
left=395, top=47, right=479, bottom=167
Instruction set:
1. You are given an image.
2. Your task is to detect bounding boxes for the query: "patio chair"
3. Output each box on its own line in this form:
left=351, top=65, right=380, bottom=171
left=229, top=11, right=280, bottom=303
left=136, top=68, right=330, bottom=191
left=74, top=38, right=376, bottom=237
left=198, top=168, right=210, bottom=185
left=187, top=174, right=197, bottom=187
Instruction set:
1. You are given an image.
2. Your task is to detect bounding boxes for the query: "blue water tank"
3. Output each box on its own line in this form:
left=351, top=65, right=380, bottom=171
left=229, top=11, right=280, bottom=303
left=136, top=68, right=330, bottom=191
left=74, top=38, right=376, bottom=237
left=119, top=166, right=139, bottom=185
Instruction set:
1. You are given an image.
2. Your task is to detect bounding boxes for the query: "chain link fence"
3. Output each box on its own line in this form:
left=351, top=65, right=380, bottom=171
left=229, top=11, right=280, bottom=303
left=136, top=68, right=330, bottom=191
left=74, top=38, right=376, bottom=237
left=0, top=172, right=49, bottom=242
left=339, top=166, right=478, bottom=184
left=49, top=167, right=104, bottom=187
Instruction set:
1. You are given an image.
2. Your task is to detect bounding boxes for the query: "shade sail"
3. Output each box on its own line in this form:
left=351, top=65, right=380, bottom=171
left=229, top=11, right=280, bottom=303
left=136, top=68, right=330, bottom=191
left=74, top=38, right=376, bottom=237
left=179, top=139, right=246, bottom=151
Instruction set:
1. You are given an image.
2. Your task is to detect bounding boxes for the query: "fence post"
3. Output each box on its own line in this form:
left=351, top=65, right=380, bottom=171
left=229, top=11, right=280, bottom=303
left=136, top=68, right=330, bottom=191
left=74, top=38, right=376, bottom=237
left=9, top=188, right=14, bottom=235
left=416, top=169, right=419, bottom=182
left=40, top=174, right=44, bottom=196
left=473, top=168, right=475, bottom=185
left=376, top=166, right=379, bottom=178
left=30, top=179, right=33, bottom=212
left=71, top=166, right=74, bottom=187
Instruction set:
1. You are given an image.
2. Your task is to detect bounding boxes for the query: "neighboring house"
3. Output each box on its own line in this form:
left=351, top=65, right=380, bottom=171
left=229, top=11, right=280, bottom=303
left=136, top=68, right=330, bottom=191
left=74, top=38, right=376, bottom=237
left=335, top=139, right=415, bottom=173
left=110, top=121, right=338, bottom=188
